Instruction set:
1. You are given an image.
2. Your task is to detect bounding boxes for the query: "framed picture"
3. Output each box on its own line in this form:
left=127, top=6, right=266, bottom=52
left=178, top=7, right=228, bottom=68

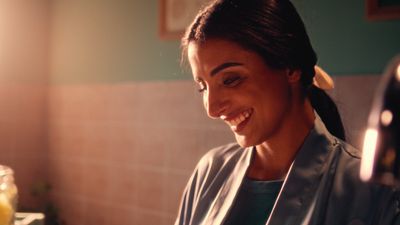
left=366, top=0, right=400, bottom=20
left=159, top=0, right=211, bottom=39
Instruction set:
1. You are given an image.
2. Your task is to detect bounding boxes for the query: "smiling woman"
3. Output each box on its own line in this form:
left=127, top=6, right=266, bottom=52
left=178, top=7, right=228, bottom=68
left=174, top=0, right=400, bottom=225
left=188, top=39, right=301, bottom=150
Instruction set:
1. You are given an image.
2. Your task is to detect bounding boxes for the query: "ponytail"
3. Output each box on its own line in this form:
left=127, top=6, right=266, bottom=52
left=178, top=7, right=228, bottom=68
left=308, top=85, right=346, bottom=141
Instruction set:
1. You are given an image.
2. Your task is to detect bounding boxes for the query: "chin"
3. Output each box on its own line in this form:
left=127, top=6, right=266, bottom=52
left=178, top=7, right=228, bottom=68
left=235, top=134, right=258, bottom=148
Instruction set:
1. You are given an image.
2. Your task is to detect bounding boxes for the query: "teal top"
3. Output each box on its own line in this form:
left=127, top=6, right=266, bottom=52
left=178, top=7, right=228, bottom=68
left=224, top=177, right=283, bottom=225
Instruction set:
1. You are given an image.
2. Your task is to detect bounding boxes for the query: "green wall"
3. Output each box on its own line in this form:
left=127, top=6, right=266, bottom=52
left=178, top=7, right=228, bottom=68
left=50, top=0, right=184, bottom=84
left=50, top=0, right=400, bottom=84
left=294, top=0, right=400, bottom=75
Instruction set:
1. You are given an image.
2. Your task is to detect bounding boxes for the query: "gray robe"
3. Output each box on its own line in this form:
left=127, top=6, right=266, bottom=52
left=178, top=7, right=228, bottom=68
left=175, top=116, right=400, bottom=225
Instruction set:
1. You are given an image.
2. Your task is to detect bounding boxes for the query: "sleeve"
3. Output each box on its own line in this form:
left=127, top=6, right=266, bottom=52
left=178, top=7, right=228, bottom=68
left=174, top=169, right=200, bottom=225
left=174, top=144, right=237, bottom=225
left=175, top=152, right=213, bottom=225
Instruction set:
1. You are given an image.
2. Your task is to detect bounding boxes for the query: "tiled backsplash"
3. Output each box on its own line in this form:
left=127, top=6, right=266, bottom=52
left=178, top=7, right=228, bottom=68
left=47, top=81, right=234, bottom=224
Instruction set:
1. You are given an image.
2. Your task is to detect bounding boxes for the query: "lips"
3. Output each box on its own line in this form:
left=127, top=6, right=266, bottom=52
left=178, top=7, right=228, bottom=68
left=220, top=109, right=253, bottom=132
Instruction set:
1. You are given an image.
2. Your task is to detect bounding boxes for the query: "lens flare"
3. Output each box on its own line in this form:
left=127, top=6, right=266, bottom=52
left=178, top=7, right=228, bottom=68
left=396, top=64, right=400, bottom=82
left=381, top=110, right=393, bottom=126
left=360, top=128, right=379, bottom=181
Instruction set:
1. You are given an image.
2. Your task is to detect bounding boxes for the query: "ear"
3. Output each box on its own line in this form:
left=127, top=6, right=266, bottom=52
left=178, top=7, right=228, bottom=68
left=286, top=68, right=301, bottom=83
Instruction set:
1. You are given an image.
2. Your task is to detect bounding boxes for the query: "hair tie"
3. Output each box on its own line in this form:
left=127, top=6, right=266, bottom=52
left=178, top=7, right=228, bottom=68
left=313, top=66, right=334, bottom=90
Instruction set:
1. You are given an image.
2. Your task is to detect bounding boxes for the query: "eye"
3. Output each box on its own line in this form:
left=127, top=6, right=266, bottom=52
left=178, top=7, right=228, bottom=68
left=223, top=75, right=242, bottom=87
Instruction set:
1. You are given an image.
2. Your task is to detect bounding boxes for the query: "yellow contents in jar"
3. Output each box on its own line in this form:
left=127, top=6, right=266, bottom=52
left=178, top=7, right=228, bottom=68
left=3, top=185, right=16, bottom=204
left=0, top=193, right=12, bottom=225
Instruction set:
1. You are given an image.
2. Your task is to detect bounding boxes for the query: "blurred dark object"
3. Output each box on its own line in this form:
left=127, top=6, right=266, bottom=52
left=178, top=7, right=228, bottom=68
left=19, top=181, right=65, bottom=225
left=360, top=55, right=400, bottom=186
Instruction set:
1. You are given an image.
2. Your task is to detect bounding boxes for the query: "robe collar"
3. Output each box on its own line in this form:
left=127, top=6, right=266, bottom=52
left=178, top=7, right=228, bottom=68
left=203, top=114, right=337, bottom=225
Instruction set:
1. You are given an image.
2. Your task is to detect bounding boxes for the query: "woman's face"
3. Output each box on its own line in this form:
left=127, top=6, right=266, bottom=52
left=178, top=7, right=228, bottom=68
left=188, top=39, right=298, bottom=147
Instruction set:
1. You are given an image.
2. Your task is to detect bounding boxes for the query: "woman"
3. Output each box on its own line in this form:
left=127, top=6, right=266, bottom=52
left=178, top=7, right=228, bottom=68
left=175, top=0, right=400, bottom=224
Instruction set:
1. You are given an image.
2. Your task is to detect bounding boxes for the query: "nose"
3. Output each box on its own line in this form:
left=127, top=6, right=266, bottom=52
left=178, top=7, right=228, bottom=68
left=203, top=88, right=229, bottom=119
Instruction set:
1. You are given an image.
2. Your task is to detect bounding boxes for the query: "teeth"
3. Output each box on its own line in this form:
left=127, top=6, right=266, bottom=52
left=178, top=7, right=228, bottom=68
left=222, top=109, right=252, bottom=128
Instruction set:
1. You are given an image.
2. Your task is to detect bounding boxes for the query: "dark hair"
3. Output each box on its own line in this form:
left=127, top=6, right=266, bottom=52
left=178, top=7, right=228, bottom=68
left=182, top=0, right=345, bottom=140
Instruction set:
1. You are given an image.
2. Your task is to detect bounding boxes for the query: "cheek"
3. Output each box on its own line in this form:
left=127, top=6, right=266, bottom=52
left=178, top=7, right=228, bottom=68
left=256, top=83, right=291, bottom=117
left=269, top=89, right=288, bottom=107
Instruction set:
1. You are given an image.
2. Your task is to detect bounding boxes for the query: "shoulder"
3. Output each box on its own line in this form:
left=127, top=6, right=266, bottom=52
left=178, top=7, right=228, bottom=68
left=195, top=142, right=246, bottom=177
left=337, top=139, right=361, bottom=159
left=335, top=139, right=361, bottom=174
left=189, top=142, right=247, bottom=195
left=179, top=143, right=246, bottom=210
left=327, top=140, right=400, bottom=224
left=330, top=139, right=396, bottom=199
left=199, top=142, right=245, bottom=165
left=331, top=139, right=362, bottom=184
left=175, top=143, right=246, bottom=225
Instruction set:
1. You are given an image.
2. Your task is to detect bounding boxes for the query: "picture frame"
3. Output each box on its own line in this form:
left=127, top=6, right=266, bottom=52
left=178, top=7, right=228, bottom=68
left=159, top=0, right=210, bottom=40
left=366, top=0, right=400, bottom=20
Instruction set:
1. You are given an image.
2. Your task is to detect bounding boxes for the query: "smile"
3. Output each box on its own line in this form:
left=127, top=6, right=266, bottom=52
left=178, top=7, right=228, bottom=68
left=220, top=109, right=253, bottom=131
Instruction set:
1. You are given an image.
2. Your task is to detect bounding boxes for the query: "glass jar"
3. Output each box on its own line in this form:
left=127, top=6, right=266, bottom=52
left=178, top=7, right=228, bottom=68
left=0, top=165, right=17, bottom=225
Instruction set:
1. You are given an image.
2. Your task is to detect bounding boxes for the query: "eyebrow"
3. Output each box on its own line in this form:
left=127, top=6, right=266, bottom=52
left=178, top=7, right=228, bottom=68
left=210, top=62, right=243, bottom=76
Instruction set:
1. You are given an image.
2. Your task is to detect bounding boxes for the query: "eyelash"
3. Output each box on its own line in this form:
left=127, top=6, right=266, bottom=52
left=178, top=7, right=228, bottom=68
left=196, top=75, right=243, bottom=93
left=223, top=76, right=242, bottom=87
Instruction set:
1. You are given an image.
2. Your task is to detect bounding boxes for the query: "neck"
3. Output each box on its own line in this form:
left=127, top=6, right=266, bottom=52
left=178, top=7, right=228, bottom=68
left=247, top=98, right=315, bottom=181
